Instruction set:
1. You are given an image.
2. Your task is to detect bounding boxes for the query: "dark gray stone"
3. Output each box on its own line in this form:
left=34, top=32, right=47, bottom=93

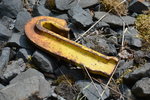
left=83, top=36, right=117, bottom=55
left=54, top=0, right=99, bottom=10
left=128, top=0, right=150, bottom=14
left=120, top=84, right=136, bottom=100
left=33, top=5, right=51, bottom=16
left=16, top=48, right=33, bottom=62
left=0, top=58, right=26, bottom=82
left=39, top=0, right=47, bottom=5
left=0, top=47, right=10, bottom=73
left=95, top=22, right=110, bottom=29
left=28, top=0, right=36, bottom=5
left=132, top=77, right=150, bottom=98
left=130, top=38, right=142, bottom=48
left=103, top=28, right=118, bottom=36
left=32, top=50, right=58, bottom=73
left=76, top=80, right=110, bottom=100
left=0, top=76, right=51, bottom=100
left=54, top=65, right=84, bottom=81
left=0, top=0, right=23, bottom=18
left=134, top=50, right=145, bottom=58
left=68, top=23, right=85, bottom=39
left=10, top=68, right=44, bottom=84
left=15, top=11, right=31, bottom=32
left=0, top=84, right=5, bottom=90
left=7, top=33, right=33, bottom=49
left=145, top=52, right=150, bottom=59
left=0, top=16, right=15, bottom=30
left=27, top=0, right=37, bottom=8
left=53, top=14, right=69, bottom=21
left=124, top=63, right=150, bottom=84
left=94, top=11, right=135, bottom=26
left=68, top=5, right=93, bottom=28
left=93, top=38, right=117, bottom=54
left=116, top=60, right=134, bottom=77
left=118, top=27, right=142, bottom=48
left=0, top=23, right=12, bottom=41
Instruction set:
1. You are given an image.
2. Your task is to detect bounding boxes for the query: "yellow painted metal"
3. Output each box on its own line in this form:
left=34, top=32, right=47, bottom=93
left=25, top=16, right=118, bottom=76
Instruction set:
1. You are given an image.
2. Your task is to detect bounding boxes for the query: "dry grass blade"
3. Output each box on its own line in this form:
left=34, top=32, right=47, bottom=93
left=100, top=61, right=120, bottom=99
left=100, top=11, right=128, bottom=99
left=92, top=77, right=130, bottom=100
left=58, top=68, right=73, bottom=86
left=82, top=65, right=104, bottom=100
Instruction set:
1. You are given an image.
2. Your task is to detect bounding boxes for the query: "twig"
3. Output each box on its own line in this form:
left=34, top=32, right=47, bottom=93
left=83, top=66, right=104, bottom=100
left=75, top=0, right=127, bottom=42
left=100, top=61, right=120, bottom=99
left=92, top=77, right=130, bottom=100
left=112, top=78, right=125, bottom=100
left=58, top=68, right=73, bottom=86
left=100, top=8, right=129, bottom=99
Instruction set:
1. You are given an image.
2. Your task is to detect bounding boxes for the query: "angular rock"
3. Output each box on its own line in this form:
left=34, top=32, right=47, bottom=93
left=83, top=36, right=117, bottom=55
left=0, top=16, right=15, bottom=30
left=103, top=27, right=118, bottom=36
left=32, top=50, right=58, bottom=73
left=76, top=80, right=110, bottom=100
left=10, top=68, right=44, bottom=84
left=132, top=77, right=150, bottom=98
left=121, top=84, right=136, bottom=100
left=0, top=58, right=26, bottom=82
left=118, top=27, right=142, bottom=48
left=39, top=0, right=47, bottom=5
left=95, top=22, right=110, bottom=29
left=124, top=63, right=150, bottom=84
left=116, top=60, right=134, bottom=77
left=53, top=14, right=69, bottom=21
left=134, top=50, right=145, bottom=58
left=68, top=5, right=93, bottom=28
left=94, top=11, right=135, bottom=26
left=0, top=23, right=12, bottom=41
left=0, top=0, right=23, bottom=18
left=16, top=48, right=33, bottom=62
left=0, top=47, right=10, bottom=72
left=54, top=0, right=99, bottom=10
left=0, top=76, right=51, bottom=100
left=128, top=0, right=150, bottom=14
left=33, top=5, right=51, bottom=16
left=7, top=33, right=34, bottom=49
left=145, top=52, right=150, bottom=59
left=0, top=84, right=5, bottom=90
left=130, top=38, right=142, bottom=48
left=68, top=23, right=85, bottom=39
left=54, top=65, right=84, bottom=81
left=15, top=11, right=32, bottom=32
left=27, top=0, right=37, bottom=8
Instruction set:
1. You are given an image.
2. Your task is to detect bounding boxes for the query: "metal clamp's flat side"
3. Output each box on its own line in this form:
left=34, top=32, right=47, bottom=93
left=25, top=16, right=118, bottom=76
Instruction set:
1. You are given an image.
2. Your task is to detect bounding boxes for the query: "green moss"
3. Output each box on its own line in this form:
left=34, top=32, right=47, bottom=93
left=100, top=0, right=128, bottom=15
left=135, top=13, right=150, bottom=50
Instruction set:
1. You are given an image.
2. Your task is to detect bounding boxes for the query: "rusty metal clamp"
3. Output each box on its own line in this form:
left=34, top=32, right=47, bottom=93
left=25, top=16, right=118, bottom=76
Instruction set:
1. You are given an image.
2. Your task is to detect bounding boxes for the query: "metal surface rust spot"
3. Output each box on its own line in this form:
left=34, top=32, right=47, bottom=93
left=25, top=16, right=118, bottom=77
